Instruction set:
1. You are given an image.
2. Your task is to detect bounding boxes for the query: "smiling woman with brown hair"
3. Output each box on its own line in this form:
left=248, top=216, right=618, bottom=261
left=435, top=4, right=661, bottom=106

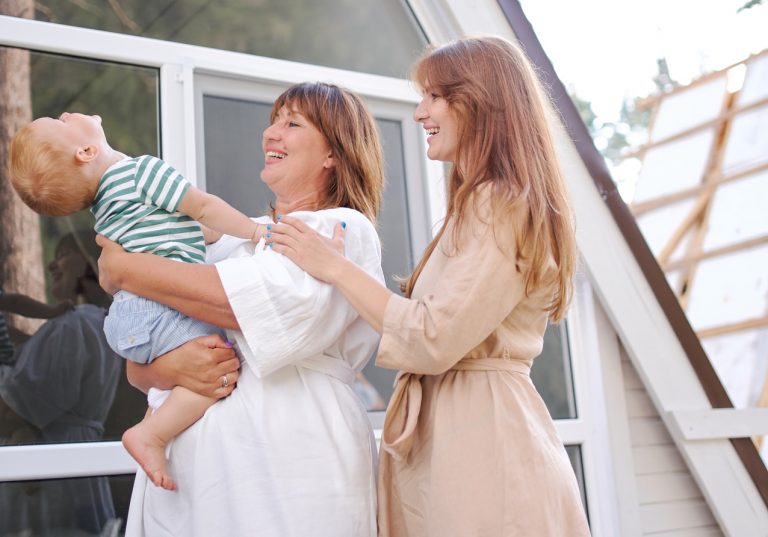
left=96, top=82, right=386, bottom=537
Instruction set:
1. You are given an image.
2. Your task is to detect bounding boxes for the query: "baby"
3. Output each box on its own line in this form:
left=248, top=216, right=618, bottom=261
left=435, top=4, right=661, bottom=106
left=8, top=112, right=264, bottom=490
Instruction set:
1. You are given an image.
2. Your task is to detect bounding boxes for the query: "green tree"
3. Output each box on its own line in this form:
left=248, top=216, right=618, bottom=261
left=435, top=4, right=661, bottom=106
left=569, top=91, right=651, bottom=166
left=738, top=0, right=765, bottom=12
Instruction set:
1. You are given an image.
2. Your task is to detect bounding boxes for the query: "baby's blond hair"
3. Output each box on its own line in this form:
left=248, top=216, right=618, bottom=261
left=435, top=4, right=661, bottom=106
left=9, top=123, right=94, bottom=216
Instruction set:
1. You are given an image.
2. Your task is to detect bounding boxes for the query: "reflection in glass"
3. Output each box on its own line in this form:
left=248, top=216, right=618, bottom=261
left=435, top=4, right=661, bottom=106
left=202, top=94, right=414, bottom=409
left=0, top=48, right=156, bottom=450
left=0, top=473, right=135, bottom=536
left=531, top=323, right=577, bottom=420
left=29, top=51, right=159, bottom=158
left=30, top=0, right=427, bottom=78
left=0, top=226, right=121, bottom=536
left=0, top=225, right=124, bottom=448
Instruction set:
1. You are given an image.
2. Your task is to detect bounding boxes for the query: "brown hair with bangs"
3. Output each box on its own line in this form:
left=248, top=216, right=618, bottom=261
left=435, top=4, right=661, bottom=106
left=404, top=36, right=577, bottom=322
left=271, top=82, right=384, bottom=222
left=9, top=122, right=94, bottom=216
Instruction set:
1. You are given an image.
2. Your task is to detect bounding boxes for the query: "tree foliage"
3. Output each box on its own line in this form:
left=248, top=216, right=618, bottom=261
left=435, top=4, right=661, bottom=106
left=33, top=0, right=426, bottom=78
left=738, top=0, right=765, bottom=12
left=569, top=91, right=651, bottom=165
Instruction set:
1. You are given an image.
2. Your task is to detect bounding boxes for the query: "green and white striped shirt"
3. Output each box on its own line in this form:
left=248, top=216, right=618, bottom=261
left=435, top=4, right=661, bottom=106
left=92, top=155, right=205, bottom=264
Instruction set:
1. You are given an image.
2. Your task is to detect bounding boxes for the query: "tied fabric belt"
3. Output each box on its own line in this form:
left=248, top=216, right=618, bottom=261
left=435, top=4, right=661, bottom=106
left=381, top=357, right=531, bottom=461
left=296, top=355, right=355, bottom=385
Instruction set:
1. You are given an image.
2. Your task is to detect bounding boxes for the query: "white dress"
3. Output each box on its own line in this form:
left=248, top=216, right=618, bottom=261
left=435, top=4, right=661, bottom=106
left=125, top=208, right=384, bottom=537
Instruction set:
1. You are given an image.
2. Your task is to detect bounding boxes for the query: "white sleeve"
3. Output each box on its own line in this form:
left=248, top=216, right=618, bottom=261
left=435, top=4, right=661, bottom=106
left=215, top=209, right=383, bottom=377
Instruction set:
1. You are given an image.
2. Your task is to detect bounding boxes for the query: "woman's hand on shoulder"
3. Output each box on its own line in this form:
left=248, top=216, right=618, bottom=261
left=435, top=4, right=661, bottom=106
left=265, top=215, right=347, bottom=283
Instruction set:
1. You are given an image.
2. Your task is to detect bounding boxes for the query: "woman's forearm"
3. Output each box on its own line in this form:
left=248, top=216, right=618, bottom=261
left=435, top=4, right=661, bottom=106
left=329, top=257, right=392, bottom=334
left=108, top=250, right=238, bottom=329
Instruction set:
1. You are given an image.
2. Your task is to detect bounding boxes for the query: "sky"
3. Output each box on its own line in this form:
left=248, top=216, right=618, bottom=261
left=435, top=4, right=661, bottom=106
left=519, top=0, right=768, bottom=199
left=520, top=0, right=768, bottom=121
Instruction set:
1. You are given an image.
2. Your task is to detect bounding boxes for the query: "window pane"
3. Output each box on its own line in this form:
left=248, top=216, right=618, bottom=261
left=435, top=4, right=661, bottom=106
left=31, top=0, right=427, bottom=78
left=29, top=51, right=159, bottom=158
left=0, top=49, right=156, bottom=447
left=201, top=94, right=412, bottom=410
left=359, top=118, right=413, bottom=409
left=0, top=473, right=134, bottom=536
left=531, top=323, right=577, bottom=419
left=565, top=444, right=589, bottom=519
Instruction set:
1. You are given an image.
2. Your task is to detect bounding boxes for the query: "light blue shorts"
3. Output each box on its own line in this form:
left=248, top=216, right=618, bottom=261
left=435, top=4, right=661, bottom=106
left=104, top=291, right=224, bottom=364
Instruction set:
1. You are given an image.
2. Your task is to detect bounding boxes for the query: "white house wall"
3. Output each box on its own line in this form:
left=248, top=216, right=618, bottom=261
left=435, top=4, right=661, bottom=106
left=621, top=345, right=724, bottom=536
left=594, top=287, right=723, bottom=537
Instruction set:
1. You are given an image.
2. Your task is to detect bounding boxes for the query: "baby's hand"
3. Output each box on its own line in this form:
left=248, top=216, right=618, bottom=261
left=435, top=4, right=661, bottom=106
left=201, top=225, right=222, bottom=245
left=250, top=223, right=268, bottom=244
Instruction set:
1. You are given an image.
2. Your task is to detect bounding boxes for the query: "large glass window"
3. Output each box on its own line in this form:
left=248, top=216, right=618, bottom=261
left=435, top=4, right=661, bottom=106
left=28, top=0, right=428, bottom=78
left=0, top=48, right=156, bottom=450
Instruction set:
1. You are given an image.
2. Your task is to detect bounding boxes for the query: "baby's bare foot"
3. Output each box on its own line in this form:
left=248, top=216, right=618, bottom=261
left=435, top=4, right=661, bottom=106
left=123, top=424, right=176, bottom=491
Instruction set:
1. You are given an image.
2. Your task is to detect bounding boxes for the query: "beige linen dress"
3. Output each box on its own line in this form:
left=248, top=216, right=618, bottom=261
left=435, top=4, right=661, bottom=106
left=376, top=190, right=591, bottom=537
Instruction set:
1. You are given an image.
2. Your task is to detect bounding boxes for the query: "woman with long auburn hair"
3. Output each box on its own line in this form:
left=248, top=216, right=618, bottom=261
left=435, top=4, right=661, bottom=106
left=268, top=37, right=590, bottom=536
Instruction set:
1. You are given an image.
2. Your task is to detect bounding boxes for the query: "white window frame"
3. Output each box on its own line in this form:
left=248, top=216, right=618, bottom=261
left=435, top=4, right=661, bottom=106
left=565, top=272, right=626, bottom=537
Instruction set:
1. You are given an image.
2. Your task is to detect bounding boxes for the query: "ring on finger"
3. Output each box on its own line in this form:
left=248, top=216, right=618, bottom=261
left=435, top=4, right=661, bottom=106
left=221, top=374, right=229, bottom=388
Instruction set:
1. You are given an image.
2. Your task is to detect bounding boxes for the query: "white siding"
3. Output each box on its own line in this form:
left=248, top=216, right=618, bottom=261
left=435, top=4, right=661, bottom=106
left=620, top=348, right=724, bottom=537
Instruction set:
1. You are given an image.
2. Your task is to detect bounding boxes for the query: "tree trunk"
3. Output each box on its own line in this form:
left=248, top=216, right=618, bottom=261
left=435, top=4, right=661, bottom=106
left=0, top=0, right=45, bottom=335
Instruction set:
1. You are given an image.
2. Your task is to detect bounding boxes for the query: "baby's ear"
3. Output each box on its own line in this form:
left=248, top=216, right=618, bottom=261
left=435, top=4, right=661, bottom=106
left=75, top=144, right=98, bottom=163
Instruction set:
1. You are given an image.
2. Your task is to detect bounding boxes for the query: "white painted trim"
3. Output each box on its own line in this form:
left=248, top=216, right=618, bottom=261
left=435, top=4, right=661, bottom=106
left=669, top=409, right=768, bottom=440
left=552, top=419, right=586, bottom=444
left=590, top=290, right=643, bottom=537
left=405, top=0, right=464, bottom=43
left=407, top=0, right=518, bottom=43
left=567, top=274, right=632, bottom=537
left=0, top=443, right=136, bottom=481
left=158, top=63, right=191, bottom=175
left=435, top=0, right=519, bottom=40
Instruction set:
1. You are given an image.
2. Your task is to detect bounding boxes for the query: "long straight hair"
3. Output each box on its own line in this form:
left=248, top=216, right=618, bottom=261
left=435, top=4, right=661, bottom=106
left=404, top=36, right=576, bottom=322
